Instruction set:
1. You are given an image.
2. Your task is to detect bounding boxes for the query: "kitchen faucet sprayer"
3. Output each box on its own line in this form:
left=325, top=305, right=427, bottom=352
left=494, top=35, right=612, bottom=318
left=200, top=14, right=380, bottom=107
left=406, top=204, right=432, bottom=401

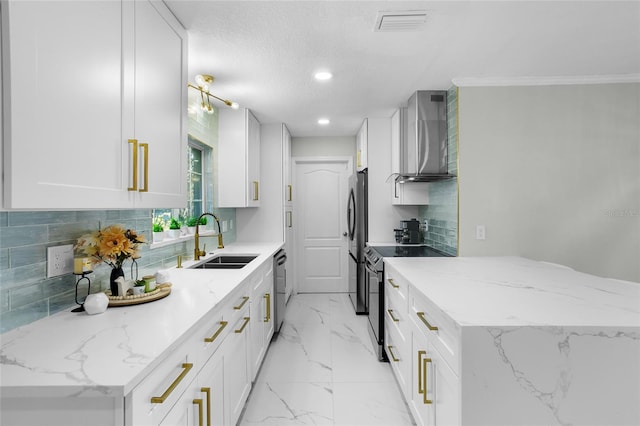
left=194, top=212, right=224, bottom=260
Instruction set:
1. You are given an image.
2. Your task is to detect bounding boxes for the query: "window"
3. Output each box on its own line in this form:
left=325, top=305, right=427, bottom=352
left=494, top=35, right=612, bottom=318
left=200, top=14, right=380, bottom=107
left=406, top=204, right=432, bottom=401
left=153, top=135, right=210, bottom=234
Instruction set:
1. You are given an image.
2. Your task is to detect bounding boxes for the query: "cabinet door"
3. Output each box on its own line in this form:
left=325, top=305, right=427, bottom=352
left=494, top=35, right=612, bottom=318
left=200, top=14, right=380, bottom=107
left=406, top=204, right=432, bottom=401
left=284, top=207, right=294, bottom=303
left=128, top=0, right=187, bottom=208
left=246, top=110, right=261, bottom=207
left=410, top=331, right=435, bottom=426
left=2, top=1, right=129, bottom=209
left=197, top=351, right=225, bottom=426
left=224, top=312, right=251, bottom=425
left=218, top=108, right=260, bottom=208
left=356, top=119, right=368, bottom=171
left=159, top=393, right=195, bottom=426
left=283, top=124, right=293, bottom=207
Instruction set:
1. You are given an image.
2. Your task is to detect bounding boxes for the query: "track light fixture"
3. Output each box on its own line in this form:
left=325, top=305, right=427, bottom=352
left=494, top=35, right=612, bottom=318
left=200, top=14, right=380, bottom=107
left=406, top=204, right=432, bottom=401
left=188, top=74, right=239, bottom=114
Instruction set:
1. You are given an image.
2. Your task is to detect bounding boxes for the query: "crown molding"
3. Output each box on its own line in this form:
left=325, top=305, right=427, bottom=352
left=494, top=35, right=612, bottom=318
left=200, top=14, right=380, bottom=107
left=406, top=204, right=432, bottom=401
left=452, top=74, right=640, bottom=87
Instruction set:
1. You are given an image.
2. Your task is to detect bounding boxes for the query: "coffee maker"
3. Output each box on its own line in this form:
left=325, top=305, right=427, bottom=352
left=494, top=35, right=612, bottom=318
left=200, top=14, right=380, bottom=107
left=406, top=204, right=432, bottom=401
left=394, top=219, right=421, bottom=244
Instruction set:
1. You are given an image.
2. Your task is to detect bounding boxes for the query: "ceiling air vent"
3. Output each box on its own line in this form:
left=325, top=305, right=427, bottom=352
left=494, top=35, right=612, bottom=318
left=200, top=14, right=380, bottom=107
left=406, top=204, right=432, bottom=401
left=374, top=10, right=428, bottom=32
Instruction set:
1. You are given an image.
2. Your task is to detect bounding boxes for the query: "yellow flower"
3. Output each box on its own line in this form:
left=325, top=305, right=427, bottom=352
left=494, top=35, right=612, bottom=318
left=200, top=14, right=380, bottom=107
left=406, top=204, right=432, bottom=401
left=75, top=224, right=145, bottom=268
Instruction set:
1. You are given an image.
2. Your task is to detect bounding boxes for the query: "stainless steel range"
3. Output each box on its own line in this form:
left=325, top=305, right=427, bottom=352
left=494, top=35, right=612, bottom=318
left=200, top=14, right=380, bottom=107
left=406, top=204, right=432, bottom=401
left=365, top=245, right=452, bottom=361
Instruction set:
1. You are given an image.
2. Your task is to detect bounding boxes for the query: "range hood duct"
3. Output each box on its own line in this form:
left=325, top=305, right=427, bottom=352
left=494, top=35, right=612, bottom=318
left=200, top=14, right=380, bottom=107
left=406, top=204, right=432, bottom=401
left=396, top=90, right=455, bottom=183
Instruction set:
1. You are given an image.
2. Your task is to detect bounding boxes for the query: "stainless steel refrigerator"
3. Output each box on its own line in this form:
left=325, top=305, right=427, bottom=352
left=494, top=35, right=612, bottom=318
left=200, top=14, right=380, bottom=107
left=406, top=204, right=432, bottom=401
left=347, top=169, right=368, bottom=314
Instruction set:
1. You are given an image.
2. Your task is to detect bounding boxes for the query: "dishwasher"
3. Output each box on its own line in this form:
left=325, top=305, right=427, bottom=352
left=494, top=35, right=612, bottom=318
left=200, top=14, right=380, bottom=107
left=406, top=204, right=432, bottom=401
left=273, top=249, right=287, bottom=334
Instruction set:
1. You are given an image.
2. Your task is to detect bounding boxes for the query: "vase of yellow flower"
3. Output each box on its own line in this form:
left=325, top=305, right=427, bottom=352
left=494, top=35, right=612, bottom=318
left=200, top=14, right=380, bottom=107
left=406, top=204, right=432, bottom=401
left=75, top=225, right=146, bottom=296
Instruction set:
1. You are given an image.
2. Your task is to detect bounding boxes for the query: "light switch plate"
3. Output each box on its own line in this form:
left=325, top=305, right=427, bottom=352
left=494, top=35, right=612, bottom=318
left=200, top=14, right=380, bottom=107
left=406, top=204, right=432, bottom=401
left=47, top=244, right=74, bottom=277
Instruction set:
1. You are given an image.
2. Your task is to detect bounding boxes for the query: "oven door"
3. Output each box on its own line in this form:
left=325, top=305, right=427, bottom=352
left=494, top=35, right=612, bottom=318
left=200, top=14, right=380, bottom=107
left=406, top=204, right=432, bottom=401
left=365, top=259, right=386, bottom=361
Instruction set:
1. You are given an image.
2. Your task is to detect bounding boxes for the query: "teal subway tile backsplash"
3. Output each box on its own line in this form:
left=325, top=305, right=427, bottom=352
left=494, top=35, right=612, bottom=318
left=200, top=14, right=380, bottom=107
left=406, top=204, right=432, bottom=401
left=419, top=86, right=459, bottom=256
left=0, top=208, right=236, bottom=333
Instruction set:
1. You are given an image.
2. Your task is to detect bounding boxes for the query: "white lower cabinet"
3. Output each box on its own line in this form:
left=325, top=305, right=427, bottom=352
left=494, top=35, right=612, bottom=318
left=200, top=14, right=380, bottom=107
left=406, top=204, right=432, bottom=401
left=126, top=257, right=277, bottom=426
left=249, top=262, right=275, bottom=381
left=384, top=262, right=460, bottom=426
left=224, top=302, right=252, bottom=426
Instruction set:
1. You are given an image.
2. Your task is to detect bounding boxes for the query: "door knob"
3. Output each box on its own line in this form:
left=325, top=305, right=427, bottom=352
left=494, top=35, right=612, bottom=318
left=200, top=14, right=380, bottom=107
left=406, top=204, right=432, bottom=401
left=343, top=232, right=348, bottom=236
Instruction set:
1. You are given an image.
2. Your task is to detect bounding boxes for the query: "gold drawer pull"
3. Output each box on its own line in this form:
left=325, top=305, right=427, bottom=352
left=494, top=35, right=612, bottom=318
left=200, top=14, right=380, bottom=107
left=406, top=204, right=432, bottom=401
left=128, top=139, right=138, bottom=191
left=253, top=181, right=259, bottom=201
left=287, top=184, right=292, bottom=201
left=387, top=345, right=399, bottom=362
left=387, top=309, right=399, bottom=322
left=193, top=398, right=203, bottom=426
left=235, top=316, right=250, bottom=333
left=204, top=321, right=228, bottom=343
left=201, top=387, right=211, bottom=426
left=264, top=293, right=271, bottom=322
left=139, top=142, right=149, bottom=192
left=422, top=356, right=433, bottom=404
left=234, top=296, right=249, bottom=310
left=388, top=278, right=399, bottom=289
left=150, top=363, right=193, bottom=403
left=417, top=311, right=438, bottom=331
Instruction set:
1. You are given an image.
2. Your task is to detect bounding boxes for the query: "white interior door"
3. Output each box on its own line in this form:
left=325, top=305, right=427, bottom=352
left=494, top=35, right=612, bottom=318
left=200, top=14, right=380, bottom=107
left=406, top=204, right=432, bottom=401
left=295, top=159, right=351, bottom=293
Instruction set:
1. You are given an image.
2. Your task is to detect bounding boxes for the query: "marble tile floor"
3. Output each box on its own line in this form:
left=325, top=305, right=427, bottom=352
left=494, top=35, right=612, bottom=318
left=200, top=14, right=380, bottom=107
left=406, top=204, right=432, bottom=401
left=239, top=293, right=415, bottom=426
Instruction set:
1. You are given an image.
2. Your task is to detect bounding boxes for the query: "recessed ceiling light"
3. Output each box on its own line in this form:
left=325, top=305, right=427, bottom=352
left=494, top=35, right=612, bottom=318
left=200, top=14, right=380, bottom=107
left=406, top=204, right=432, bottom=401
left=314, top=71, right=333, bottom=81
left=317, top=118, right=330, bottom=125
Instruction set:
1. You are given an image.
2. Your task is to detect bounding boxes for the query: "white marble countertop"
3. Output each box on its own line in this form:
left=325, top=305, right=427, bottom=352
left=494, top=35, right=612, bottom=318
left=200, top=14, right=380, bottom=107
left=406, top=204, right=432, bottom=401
left=0, top=242, right=282, bottom=398
left=385, top=256, right=640, bottom=327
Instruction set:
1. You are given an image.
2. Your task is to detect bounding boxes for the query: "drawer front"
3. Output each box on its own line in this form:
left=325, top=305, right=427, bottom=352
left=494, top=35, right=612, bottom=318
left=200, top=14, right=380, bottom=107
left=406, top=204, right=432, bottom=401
left=409, top=286, right=460, bottom=375
left=129, top=343, right=197, bottom=425
left=385, top=296, right=409, bottom=347
left=193, top=303, right=231, bottom=367
left=385, top=318, right=410, bottom=399
left=385, top=264, right=408, bottom=310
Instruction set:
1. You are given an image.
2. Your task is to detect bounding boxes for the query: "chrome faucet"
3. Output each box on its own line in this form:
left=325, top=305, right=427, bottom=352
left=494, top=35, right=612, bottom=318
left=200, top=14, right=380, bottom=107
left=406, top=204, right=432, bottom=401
left=194, top=212, right=224, bottom=261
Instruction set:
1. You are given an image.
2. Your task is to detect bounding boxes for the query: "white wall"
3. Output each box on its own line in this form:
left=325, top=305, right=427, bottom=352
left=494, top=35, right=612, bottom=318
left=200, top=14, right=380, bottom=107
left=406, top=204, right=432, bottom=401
left=292, top=136, right=355, bottom=158
left=458, top=83, right=640, bottom=282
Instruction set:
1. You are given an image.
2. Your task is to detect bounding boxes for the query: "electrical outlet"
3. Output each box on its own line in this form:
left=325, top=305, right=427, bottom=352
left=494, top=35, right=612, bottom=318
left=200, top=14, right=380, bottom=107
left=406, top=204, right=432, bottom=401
left=222, top=220, right=228, bottom=232
left=476, top=225, right=486, bottom=240
left=47, top=244, right=74, bottom=277
left=229, top=220, right=233, bottom=230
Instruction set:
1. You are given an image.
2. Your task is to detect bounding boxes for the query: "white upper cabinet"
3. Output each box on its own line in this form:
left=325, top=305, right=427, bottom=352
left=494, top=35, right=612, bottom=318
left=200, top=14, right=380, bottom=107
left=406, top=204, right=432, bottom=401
left=283, top=124, right=293, bottom=207
left=218, top=108, right=261, bottom=208
left=126, top=0, right=187, bottom=208
left=1, top=0, right=186, bottom=209
left=356, top=118, right=368, bottom=171
left=391, top=108, right=429, bottom=205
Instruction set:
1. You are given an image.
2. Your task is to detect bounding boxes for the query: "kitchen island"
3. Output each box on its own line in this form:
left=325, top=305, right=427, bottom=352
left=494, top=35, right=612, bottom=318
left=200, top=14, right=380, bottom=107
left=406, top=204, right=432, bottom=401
left=384, top=256, right=640, bottom=426
left=0, top=242, right=283, bottom=426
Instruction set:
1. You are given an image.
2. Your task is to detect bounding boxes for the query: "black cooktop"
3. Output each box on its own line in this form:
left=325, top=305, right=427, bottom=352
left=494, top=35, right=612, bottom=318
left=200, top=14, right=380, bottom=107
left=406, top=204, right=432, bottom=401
left=369, top=245, right=451, bottom=258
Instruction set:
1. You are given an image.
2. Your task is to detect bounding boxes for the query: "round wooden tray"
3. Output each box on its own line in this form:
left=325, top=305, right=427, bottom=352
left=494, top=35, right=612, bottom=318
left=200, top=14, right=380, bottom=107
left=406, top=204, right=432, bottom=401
left=105, top=283, right=172, bottom=307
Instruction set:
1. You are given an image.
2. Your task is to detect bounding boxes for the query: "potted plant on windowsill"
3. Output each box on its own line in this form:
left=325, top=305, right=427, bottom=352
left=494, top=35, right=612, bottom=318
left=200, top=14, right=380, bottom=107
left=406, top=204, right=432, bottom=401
left=167, top=217, right=181, bottom=239
left=152, top=217, right=165, bottom=243
left=186, top=216, right=199, bottom=235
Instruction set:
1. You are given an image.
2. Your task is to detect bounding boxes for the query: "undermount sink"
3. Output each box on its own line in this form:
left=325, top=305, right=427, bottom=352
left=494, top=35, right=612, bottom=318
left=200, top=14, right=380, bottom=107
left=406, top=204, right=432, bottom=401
left=190, top=254, right=258, bottom=270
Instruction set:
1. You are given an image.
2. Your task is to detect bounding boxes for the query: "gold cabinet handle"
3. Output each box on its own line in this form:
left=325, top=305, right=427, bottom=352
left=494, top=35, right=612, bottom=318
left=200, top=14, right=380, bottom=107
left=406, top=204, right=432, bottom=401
left=150, top=363, right=193, bottom=403
left=287, top=184, right=292, bottom=201
left=201, top=387, right=211, bottom=426
left=387, top=309, right=399, bottom=322
left=387, top=345, right=399, bottom=362
left=264, top=293, right=271, bottom=322
left=287, top=211, right=293, bottom=228
left=235, top=316, right=250, bottom=333
left=388, top=278, right=399, bottom=289
left=139, top=142, right=149, bottom=192
left=422, top=355, right=433, bottom=404
left=416, top=312, right=438, bottom=331
left=234, top=296, right=249, bottom=310
left=128, top=139, right=138, bottom=191
left=253, top=181, right=259, bottom=201
left=357, top=150, right=362, bottom=168
left=193, top=398, right=203, bottom=426
left=204, top=321, right=228, bottom=343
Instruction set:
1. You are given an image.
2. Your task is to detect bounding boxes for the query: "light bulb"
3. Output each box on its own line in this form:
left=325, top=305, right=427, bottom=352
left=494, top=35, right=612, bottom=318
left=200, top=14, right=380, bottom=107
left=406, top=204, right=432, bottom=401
left=230, top=102, right=240, bottom=110
left=195, top=74, right=205, bottom=87
left=317, top=118, right=330, bottom=125
left=314, top=71, right=333, bottom=81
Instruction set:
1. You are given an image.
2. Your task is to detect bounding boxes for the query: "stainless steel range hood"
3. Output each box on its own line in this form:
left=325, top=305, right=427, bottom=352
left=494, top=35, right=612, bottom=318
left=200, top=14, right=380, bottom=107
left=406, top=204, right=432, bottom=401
left=396, top=90, right=455, bottom=183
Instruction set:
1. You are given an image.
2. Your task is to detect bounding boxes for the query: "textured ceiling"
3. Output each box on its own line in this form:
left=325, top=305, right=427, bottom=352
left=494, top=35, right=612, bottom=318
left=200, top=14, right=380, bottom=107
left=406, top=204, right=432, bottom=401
left=166, top=1, right=640, bottom=137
